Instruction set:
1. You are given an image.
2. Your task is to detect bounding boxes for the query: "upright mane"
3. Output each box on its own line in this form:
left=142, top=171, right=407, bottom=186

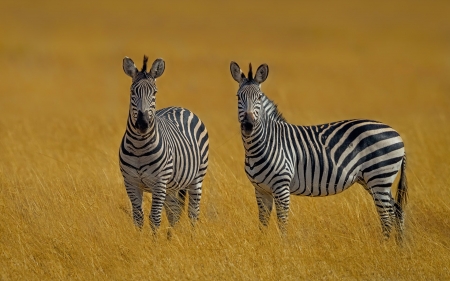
left=141, top=55, right=149, bottom=72
left=261, top=93, right=286, bottom=122
left=248, top=63, right=253, bottom=80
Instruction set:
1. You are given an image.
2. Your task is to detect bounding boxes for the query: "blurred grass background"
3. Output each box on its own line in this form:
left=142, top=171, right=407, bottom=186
left=0, top=0, right=449, bottom=279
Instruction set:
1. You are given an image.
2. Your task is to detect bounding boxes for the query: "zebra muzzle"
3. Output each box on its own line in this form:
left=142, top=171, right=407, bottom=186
left=241, top=121, right=254, bottom=135
left=241, top=112, right=255, bottom=135
left=135, top=110, right=150, bottom=133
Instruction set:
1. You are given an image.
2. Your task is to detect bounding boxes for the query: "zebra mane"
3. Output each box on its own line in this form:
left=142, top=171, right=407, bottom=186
left=141, top=55, right=149, bottom=72
left=261, top=93, right=286, bottom=122
left=248, top=63, right=253, bottom=80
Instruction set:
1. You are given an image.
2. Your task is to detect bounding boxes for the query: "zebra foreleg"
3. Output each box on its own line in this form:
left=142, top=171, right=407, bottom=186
left=255, top=188, right=273, bottom=230
left=149, top=185, right=167, bottom=235
left=187, top=182, right=202, bottom=226
left=273, top=187, right=290, bottom=236
left=124, top=180, right=144, bottom=229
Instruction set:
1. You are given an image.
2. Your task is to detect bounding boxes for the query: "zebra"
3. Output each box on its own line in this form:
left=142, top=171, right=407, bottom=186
left=119, top=55, right=209, bottom=236
left=229, top=61, right=408, bottom=241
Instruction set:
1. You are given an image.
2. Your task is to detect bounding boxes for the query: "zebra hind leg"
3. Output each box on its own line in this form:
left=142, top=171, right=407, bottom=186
left=187, top=182, right=202, bottom=226
left=186, top=160, right=207, bottom=227
left=255, top=188, right=273, bottom=231
left=366, top=182, right=396, bottom=240
left=164, top=190, right=186, bottom=239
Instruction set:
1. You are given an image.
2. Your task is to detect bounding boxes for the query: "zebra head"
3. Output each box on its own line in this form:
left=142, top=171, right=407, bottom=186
left=123, top=56, right=165, bottom=135
left=230, top=61, right=269, bottom=136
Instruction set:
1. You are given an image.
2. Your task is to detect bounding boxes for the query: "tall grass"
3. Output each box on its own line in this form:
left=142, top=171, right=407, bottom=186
left=1, top=0, right=449, bottom=279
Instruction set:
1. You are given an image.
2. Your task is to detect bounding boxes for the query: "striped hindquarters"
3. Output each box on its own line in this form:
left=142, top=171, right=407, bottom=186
left=288, top=119, right=405, bottom=196
left=156, top=107, right=209, bottom=184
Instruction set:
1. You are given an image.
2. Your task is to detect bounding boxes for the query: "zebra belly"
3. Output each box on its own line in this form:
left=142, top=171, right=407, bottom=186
left=138, top=162, right=198, bottom=191
left=244, top=157, right=361, bottom=197
left=289, top=167, right=361, bottom=196
left=251, top=181, right=273, bottom=194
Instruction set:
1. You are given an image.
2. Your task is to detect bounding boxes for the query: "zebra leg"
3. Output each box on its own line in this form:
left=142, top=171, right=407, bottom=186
left=255, top=188, right=273, bottom=229
left=362, top=157, right=405, bottom=240
left=164, top=190, right=185, bottom=227
left=164, top=190, right=185, bottom=239
left=367, top=183, right=396, bottom=239
left=124, top=179, right=144, bottom=229
left=149, top=185, right=167, bottom=234
left=273, top=187, right=290, bottom=236
left=187, top=182, right=202, bottom=226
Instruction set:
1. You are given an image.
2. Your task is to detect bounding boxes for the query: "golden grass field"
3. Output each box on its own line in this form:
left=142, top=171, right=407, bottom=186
left=1, top=0, right=450, bottom=279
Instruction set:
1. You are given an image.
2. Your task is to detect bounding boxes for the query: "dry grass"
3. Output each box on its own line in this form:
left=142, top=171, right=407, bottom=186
left=1, top=0, right=450, bottom=279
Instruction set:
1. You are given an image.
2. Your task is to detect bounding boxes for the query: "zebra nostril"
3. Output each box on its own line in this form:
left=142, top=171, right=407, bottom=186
left=136, top=110, right=150, bottom=132
left=241, top=122, right=254, bottom=132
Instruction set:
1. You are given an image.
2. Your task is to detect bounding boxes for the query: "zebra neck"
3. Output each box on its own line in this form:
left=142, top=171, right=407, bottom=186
left=260, top=94, right=286, bottom=123
left=126, top=116, right=159, bottom=146
left=242, top=116, right=268, bottom=154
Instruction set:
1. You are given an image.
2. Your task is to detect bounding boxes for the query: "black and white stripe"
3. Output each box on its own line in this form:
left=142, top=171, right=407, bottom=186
left=230, top=61, right=408, bottom=241
left=120, top=56, right=209, bottom=235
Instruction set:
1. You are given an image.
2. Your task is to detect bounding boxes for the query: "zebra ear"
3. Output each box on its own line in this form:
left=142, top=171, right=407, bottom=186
left=123, top=57, right=138, bottom=78
left=230, top=61, right=244, bottom=83
left=255, top=64, right=269, bottom=84
left=149, top=58, right=165, bottom=79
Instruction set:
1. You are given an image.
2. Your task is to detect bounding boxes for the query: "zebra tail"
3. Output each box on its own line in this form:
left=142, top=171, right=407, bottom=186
left=396, top=154, right=408, bottom=210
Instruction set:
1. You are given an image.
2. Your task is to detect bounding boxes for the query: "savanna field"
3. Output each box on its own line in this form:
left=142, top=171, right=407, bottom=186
left=1, top=0, right=450, bottom=279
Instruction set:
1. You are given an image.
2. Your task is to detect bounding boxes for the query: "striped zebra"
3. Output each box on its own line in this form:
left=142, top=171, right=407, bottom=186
left=229, top=61, right=408, bottom=241
left=119, top=55, right=209, bottom=235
